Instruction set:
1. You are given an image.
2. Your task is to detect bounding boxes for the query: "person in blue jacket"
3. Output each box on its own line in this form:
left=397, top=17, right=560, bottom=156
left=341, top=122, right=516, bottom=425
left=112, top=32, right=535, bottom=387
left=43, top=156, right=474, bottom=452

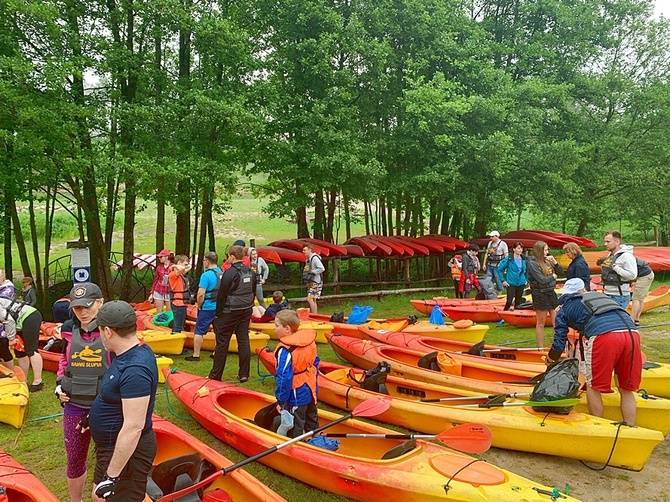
left=497, top=242, right=528, bottom=311
left=562, top=243, right=591, bottom=291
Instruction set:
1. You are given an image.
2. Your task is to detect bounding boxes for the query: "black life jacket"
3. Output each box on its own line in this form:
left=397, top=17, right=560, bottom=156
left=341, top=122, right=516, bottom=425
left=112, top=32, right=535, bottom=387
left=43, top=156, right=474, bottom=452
left=204, top=269, right=224, bottom=300
left=600, top=253, right=631, bottom=294
left=61, top=322, right=110, bottom=409
left=579, top=292, right=626, bottom=326
left=224, top=266, right=255, bottom=310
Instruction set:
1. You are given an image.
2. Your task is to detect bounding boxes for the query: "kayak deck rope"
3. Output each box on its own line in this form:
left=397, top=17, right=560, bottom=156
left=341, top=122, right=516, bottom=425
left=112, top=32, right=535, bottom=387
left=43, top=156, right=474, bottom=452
left=256, top=351, right=275, bottom=384
left=443, top=458, right=482, bottom=495
left=580, top=420, right=628, bottom=471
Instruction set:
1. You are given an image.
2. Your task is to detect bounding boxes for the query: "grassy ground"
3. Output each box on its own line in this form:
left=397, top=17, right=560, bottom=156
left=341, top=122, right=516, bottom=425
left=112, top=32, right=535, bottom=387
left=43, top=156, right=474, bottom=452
left=2, top=284, right=670, bottom=500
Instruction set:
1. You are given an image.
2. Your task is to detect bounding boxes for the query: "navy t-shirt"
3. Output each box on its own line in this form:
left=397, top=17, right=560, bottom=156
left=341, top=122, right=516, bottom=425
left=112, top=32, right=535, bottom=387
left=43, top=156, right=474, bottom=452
left=89, top=343, right=158, bottom=447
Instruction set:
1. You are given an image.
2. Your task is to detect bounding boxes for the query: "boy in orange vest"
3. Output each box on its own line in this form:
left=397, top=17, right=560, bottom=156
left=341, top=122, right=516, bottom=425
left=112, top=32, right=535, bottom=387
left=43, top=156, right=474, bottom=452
left=273, top=309, right=319, bottom=437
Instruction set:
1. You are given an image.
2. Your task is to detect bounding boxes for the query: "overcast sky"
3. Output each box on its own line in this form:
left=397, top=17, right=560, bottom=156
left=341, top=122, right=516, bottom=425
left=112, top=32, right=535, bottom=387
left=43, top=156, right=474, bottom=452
left=655, top=0, right=670, bottom=18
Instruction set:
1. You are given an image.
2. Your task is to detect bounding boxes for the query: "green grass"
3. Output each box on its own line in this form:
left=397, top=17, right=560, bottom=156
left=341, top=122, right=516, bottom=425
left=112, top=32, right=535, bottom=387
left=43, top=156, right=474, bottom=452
left=3, top=285, right=670, bottom=500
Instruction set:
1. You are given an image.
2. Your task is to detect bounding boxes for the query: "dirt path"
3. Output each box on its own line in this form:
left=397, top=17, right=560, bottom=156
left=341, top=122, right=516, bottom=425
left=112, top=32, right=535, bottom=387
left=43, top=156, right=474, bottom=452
left=480, top=431, right=669, bottom=501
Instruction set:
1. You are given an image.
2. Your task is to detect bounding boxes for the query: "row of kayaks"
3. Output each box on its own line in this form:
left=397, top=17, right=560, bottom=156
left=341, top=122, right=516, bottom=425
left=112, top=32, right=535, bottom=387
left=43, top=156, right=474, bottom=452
left=411, top=285, right=670, bottom=325
left=164, top=368, right=580, bottom=501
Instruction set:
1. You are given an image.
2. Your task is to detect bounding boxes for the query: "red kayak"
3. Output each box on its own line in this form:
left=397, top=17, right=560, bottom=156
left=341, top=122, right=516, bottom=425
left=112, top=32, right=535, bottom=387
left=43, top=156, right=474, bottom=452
left=410, top=298, right=505, bottom=315
left=0, top=450, right=59, bottom=501
left=441, top=305, right=504, bottom=323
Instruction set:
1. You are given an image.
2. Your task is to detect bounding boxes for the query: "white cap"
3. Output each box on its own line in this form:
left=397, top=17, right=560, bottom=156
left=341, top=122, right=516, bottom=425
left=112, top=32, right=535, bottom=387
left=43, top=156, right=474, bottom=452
left=561, top=278, right=585, bottom=296
left=488, top=231, right=500, bottom=237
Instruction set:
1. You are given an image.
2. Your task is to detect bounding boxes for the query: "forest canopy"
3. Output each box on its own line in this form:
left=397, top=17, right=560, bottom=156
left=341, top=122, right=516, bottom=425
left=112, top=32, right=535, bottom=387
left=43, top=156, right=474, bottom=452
left=1, top=0, right=670, bottom=299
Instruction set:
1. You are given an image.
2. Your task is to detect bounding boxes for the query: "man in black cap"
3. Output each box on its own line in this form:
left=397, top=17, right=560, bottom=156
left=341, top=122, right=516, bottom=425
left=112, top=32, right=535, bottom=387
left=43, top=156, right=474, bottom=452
left=89, top=301, right=158, bottom=502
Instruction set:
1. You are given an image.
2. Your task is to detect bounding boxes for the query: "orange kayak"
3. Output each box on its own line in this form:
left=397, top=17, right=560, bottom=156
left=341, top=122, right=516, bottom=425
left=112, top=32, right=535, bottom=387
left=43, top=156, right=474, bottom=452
left=0, top=450, right=59, bottom=501
left=441, top=305, right=504, bottom=323
left=326, top=333, right=539, bottom=395
left=152, top=415, right=286, bottom=501
left=164, top=368, right=580, bottom=501
left=39, top=349, right=61, bottom=373
left=497, top=309, right=552, bottom=328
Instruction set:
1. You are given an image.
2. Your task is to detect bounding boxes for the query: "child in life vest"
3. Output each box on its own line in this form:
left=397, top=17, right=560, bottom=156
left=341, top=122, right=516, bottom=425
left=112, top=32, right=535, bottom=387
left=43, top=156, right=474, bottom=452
left=252, top=290, right=289, bottom=323
left=273, top=309, right=319, bottom=437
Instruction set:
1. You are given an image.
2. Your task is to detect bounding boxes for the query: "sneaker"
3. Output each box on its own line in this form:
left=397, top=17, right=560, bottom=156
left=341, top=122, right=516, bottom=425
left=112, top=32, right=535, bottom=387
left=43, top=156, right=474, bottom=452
left=238, top=376, right=249, bottom=383
left=29, top=381, right=44, bottom=392
left=496, top=320, right=505, bottom=326
left=184, top=355, right=200, bottom=362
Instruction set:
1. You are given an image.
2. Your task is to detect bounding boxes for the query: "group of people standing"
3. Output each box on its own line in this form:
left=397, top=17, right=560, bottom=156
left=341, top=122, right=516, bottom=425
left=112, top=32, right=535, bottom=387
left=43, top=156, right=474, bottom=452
left=464, top=229, right=650, bottom=426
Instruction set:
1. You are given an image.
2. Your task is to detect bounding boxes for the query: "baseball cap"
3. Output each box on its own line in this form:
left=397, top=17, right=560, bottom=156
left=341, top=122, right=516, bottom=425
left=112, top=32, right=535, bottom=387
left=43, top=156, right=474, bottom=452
left=561, top=278, right=585, bottom=296
left=97, top=300, right=137, bottom=329
left=488, top=231, right=500, bottom=237
left=233, top=240, right=246, bottom=246
left=69, top=283, right=103, bottom=307
left=157, top=249, right=172, bottom=257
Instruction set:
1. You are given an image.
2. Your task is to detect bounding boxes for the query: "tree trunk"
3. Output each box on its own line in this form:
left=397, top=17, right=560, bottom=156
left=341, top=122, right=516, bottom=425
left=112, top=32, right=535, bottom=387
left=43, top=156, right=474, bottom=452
left=379, top=196, right=387, bottom=235
left=28, top=192, right=42, bottom=295
left=364, top=201, right=370, bottom=235
left=9, top=194, right=31, bottom=277
left=196, top=189, right=210, bottom=278
left=175, top=180, right=191, bottom=255
left=343, top=193, right=351, bottom=241
left=325, top=187, right=337, bottom=242
left=3, top=189, right=13, bottom=279
left=576, top=216, right=588, bottom=237
left=314, top=189, right=325, bottom=240
left=156, top=180, right=165, bottom=252
left=296, top=206, right=310, bottom=238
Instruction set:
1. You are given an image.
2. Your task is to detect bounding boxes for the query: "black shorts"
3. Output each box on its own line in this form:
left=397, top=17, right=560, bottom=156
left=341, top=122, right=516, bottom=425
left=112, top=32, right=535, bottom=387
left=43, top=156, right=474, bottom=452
left=0, top=338, right=12, bottom=362
left=94, top=430, right=157, bottom=502
left=13, top=310, right=42, bottom=358
left=531, top=290, right=559, bottom=311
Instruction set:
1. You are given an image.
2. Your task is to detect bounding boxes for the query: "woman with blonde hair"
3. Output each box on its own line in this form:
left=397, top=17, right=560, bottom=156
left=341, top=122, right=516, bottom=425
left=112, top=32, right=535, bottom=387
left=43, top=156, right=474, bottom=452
left=526, top=241, right=563, bottom=348
left=563, top=242, right=590, bottom=291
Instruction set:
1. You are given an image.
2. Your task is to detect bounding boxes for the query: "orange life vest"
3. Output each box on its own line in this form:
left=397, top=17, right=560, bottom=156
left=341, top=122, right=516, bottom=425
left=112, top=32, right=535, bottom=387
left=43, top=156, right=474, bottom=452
left=275, top=329, right=318, bottom=402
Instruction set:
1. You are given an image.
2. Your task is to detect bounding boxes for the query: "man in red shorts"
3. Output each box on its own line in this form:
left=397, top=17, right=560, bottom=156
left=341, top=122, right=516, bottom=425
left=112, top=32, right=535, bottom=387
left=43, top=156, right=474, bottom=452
left=545, top=278, right=642, bottom=424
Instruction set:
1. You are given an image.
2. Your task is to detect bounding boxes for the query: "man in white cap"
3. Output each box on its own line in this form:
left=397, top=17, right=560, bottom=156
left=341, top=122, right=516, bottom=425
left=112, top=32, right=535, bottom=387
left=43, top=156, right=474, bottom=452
left=546, top=278, right=641, bottom=424
left=483, top=231, right=508, bottom=292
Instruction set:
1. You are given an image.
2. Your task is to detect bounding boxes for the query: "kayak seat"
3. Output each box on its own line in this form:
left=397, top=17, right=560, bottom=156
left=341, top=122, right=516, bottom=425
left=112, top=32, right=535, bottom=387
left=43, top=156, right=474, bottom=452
left=417, top=351, right=440, bottom=372
left=642, top=361, right=661, bottom=369
left=466, top=341, right=486, bottom=357
left=381, top=439, right=416, bottom=460
left=147, top=452, right=205, bottom=502
left=360, top=361, right=391, bottom=395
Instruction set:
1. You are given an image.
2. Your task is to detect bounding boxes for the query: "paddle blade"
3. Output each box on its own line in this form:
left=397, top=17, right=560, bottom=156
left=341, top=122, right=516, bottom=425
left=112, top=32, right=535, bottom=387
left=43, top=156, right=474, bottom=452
left=352, top=397, right=390, bottom=418
left=436, top=423, right=492, bottom=454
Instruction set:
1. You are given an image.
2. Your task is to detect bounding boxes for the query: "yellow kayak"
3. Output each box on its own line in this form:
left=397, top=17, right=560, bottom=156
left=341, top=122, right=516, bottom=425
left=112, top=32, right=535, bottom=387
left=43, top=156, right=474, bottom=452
left=138, top=330, right=187, bottom=355
left=399, top=320, right=489, bottom=344
left=250, top=321, right=333, bottom=344
left=0, top=366, right=29, bottom=428
left=303, top=360, right=662, bottom=471
left=182, top=329, right=270, bottom=353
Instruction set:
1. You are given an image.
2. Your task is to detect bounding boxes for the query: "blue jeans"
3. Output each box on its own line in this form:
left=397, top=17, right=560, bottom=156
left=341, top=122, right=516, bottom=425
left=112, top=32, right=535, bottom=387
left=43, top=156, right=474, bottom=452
left=607, top=294, right=631, bottom=309
left=487, top=264, right=503, bottom=291
left=171, top=305, right=187, bottom=333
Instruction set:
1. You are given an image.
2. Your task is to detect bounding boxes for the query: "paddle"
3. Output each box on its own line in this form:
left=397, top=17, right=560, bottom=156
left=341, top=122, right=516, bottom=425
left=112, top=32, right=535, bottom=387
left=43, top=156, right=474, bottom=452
left=421, top=392, right=531, bottom=403
left=322, top=423, right=493, bottom=454
left=457, top=398, right=580, bottom=409
left=463, top=347, right=547, bottom=354
left=156, top=398, right=390, bottom=502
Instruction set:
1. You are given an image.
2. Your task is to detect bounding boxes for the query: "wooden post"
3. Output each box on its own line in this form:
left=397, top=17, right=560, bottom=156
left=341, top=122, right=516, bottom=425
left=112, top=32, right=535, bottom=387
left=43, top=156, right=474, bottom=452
left=333, top=258, right=340, bottom=294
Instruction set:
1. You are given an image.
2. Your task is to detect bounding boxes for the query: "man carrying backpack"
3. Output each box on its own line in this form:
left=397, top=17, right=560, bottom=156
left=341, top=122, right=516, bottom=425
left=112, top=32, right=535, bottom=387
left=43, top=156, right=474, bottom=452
left=302, top=244, right=325, bottom=314
left=209, top=245, right=256, bottom=382
left=185, top=252, right=222, bottom=361
left=546, top=278, right=641, bottom=425
left=597, top=231, right=637, bottom=309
